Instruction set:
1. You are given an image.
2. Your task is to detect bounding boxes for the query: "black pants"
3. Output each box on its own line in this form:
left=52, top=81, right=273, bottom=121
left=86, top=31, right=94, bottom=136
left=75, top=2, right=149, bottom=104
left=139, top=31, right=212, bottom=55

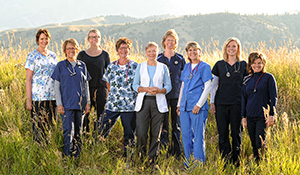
left=136, top=96, right=164, bottom=160
left=31, top=100, right=56, bottom=144
left=215, top=104, right=242, bottom=164
left=160, top=98, right=182, bottom=158
left=247, top=117, right=266, bottom=161
left=82, top=86, right=106, bottom=133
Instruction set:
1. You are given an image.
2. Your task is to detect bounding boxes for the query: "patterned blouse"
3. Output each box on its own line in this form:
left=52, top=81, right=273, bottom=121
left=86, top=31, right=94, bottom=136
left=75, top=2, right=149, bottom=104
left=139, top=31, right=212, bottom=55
left=103, top=60, right=138, bottom=112
left=25, top=49, right=58, bottom=101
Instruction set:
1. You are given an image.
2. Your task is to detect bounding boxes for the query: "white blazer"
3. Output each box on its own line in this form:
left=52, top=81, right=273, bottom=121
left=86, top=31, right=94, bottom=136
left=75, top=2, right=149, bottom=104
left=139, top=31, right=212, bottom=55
left=135, top=62, right=168, bottom=113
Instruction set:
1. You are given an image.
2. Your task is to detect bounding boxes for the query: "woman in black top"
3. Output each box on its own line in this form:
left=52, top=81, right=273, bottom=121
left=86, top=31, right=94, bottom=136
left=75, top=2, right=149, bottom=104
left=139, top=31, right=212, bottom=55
left=210, top=37, right=248, bottom=166
left=77, top=29, right=110, bottom=133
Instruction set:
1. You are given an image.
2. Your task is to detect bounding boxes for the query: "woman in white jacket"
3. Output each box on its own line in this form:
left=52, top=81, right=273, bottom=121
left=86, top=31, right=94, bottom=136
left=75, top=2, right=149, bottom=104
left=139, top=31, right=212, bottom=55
left=133, top=42, right=172, bottom=164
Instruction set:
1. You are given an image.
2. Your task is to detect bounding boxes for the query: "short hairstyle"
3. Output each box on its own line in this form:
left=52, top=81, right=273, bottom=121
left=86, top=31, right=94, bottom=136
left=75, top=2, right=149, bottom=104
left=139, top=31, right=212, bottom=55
left=35, top=28, right=51, bottom=45
left=247, top=51, right=267, bottom=74
left=222, top=37, right=242, bottom=62
left=185, top=41, right=202, bottom=63
left=115, top=37, right=132, bottom=51
left=145, top=42, right=159, bottom=51
left=62, top=38, right=80, bottom=57
left=161, top=29, right=179, bottom=50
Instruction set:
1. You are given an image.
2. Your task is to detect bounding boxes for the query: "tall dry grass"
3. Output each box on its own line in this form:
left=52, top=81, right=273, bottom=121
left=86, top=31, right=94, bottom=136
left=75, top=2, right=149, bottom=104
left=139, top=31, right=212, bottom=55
left=0, top=35, right=299, bottom=174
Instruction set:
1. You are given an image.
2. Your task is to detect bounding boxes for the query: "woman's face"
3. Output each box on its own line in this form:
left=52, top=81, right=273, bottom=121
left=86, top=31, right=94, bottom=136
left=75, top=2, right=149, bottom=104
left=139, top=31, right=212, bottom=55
left=146, top=46, right=158, bottom=61
left=117, top=43, right=130, bottom=59
left=38, top=33, right=50, bottom=48
left=226, top=40, right=238, bottom=58
left=164, top=36, right=176, bottom=50
left=187, top=46, right=201, bottom=62
left=88, top=32, right=100, bottom=46
left=251, top=58, right=264, bottom=73
left=65, top=43, right=77, bottom=59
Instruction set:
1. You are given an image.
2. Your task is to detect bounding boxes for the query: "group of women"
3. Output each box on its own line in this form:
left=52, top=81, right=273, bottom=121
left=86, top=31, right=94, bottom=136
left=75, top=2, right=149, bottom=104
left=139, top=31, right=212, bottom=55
left=25, top=28, right=277, bottom=167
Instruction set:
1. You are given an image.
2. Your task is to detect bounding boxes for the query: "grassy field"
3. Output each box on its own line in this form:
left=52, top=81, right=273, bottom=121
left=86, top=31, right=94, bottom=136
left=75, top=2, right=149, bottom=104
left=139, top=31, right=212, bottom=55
left=0, top=37, right=299, bottom=174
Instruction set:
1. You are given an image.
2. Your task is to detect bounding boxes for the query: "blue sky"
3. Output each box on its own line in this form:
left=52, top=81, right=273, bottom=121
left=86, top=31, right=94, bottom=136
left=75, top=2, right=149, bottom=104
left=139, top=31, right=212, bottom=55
left=1, top=0, right=299, bottom=30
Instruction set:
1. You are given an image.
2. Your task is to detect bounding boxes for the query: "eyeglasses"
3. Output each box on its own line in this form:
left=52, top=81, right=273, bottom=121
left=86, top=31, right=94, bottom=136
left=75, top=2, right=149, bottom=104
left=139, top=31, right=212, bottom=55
left=88, top=36, right=100, bottom=40
left=66, top=47, right=76, bottom=51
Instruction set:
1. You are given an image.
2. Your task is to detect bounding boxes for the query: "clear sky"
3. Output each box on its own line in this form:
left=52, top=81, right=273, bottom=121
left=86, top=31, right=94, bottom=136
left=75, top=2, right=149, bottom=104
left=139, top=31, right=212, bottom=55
left=1, top=0, right=300, bottom=30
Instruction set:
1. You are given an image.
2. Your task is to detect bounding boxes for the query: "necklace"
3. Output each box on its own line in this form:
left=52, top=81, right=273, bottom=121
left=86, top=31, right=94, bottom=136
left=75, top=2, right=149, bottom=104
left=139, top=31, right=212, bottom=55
left=224, top=61, right=240, bottom=78
left=253, top=73, right=264, bottom=93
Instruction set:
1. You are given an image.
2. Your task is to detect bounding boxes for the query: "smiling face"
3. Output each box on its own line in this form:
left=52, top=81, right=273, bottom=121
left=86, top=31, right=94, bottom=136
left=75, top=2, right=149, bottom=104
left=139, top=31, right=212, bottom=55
left=146, top=46, right=158, bottom=61
left=164, top=36, right=176, bottom=50
left=226, top=40, right=238, bottom=58
left=187, top=46, right=201, bottom=63
left=37, top=33, right=50, bottom=49
left=88, top=32, right=100, bottom=46
left=65, top=43, right=77, bottom=60
left=117, top=43, right=130, bottom=59
left=251, top=58, right=264, bottom=73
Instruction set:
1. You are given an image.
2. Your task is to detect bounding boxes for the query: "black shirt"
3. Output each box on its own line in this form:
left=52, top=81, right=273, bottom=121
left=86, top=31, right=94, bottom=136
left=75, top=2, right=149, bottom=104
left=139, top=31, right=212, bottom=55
left=77, top=50, right=110, bottom=87
left=212, top=60, right=248, bottom=105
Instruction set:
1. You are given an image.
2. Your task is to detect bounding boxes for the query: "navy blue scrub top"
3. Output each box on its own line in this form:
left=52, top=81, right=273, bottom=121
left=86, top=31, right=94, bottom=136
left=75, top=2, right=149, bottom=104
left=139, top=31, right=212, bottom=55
left=180, top=61, right=213, bottom=111
left=51, top=59, right=91, bottom=110
left=157, top=52, right=186, bottom=99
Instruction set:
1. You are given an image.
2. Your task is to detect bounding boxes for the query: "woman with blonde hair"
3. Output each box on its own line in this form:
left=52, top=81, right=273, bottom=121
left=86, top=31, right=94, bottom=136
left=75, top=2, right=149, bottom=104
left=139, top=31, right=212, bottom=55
left=157, top=29, right=185, bottom=158
left=77, top=29, right=110, bottom=134
left=210, top=37, right=248, bottom=166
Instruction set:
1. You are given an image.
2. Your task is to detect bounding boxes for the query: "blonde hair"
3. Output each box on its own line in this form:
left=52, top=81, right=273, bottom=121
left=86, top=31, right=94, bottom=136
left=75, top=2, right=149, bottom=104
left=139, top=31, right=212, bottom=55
left=247, top=51, right=267, bottom=74
left=161, top=29, right=179, bottom=50
left=222, top=37, right=242, bottom=62
left=185, top=41, right=202, bottom=62
left=87, top=29, right=102, bottom=48
left=62, top=38, right=80, bottom=57
left=145, top=42, right=159, bottom=51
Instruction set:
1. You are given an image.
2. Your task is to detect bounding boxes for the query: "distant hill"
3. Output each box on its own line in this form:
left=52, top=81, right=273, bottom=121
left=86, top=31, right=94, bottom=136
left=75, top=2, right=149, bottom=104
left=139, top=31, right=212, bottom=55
left=1, top=13, right=300, bottom=52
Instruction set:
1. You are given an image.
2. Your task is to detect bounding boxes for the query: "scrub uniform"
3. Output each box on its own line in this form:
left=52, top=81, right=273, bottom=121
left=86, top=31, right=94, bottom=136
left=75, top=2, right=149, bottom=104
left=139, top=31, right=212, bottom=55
left=52, top=59, right=91, bottom=157
left=179, top=61, right=212, bottom=164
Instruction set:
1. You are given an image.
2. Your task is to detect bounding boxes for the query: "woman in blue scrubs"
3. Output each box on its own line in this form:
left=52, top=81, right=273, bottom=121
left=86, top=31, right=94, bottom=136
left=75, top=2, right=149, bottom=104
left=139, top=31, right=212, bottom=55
left=52, top=38, right=91, bottom=157
left=176, top=41, right=212, bottom=167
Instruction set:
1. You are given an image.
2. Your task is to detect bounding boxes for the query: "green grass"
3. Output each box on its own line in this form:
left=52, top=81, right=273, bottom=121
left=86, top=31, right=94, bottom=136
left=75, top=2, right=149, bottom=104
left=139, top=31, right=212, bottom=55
left=0, top=38, right=300, bottom=174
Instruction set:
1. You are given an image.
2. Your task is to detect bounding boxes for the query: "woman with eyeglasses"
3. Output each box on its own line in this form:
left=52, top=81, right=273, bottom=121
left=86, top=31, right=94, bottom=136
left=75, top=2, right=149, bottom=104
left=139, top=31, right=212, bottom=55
left=25, top=28, right=58, bottom=145
left=51, top=38, right=91, bottom=157
left=77, top=29, right=110, bottom=134
left=176, top=41, right=212, bottom=168
left=241, top=51, right=277, bottom=163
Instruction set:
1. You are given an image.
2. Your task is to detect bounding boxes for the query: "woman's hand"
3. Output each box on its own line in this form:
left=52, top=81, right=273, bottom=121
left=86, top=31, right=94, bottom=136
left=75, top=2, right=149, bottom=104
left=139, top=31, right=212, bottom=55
left=266, top=116, right=274, bottom=127
left=242, top=118, right=247, bottom=128
left=192, top=105, right=201, bottom=115
left=210, top=103, right=216, bottom=115
left=85, top=103, right=91, bottom=114
left=176, top=106, right=180, bottom=116
left=26, top=98, right=32, bottom=111
left=57, top=105, right=65, bottom=115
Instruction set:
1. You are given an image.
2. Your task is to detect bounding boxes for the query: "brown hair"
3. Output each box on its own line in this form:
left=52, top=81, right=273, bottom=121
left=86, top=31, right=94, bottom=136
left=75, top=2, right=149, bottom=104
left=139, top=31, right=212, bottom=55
left=35, top=28, right=51, bottom=45
left=185, top=41, right=202, bottom=63
left=115, top=37, right=132, bottom=51
left=222, top=37, right=242, bottom=62
left=161, top=29, right=179, bottom=50
left=62, top=38, right=80, bottom=57
left=247, top=51, right=267, bottom=74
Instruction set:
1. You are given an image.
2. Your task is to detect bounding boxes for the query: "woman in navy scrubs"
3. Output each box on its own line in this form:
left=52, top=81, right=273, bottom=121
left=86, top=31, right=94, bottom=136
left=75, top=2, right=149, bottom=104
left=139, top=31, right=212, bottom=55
left=157, top=29, right=185, bottom=158
left=176, top=41, right=212, bottom=167
left=210, top=37, right=248, bottom=166
left=242, top=51, right=277, bottom=163
left=52, top=38, right=91, bottom=157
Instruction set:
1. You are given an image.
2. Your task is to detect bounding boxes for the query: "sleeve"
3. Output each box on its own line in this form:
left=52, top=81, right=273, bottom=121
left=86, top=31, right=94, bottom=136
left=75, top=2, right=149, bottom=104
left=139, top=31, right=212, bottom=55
left=243, top=61, right=249, bottom=77
left=86, top=81, right=90, bottom=104
left=196, top=80, right=212, bottom=108
left=163, top=65, right=172, bottom=94
left=102, top=64, right=110, bottom=83
left=241, top=83, right=247, bottom=118
left=105, top=51, right=111, bottom=69
left=25, top=52, right=35, bottom=71
left=210, top=76, right=219, bottom=103
left=268, top=74, right=278, bottom=116
left=51, top=63, right=61, bottom=82
left=177, top=82, right=184, bottom=107
left=181, top=57, right=186, bottom=70
left=132, top=63, right=141, bottom=92
left=201, top=64, right=213, bottom=83
left=77, top=51, right=83, bottom=61
left=211, top=61, right=219, bottom=76
left=54, top=80, right=62, bottom=106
